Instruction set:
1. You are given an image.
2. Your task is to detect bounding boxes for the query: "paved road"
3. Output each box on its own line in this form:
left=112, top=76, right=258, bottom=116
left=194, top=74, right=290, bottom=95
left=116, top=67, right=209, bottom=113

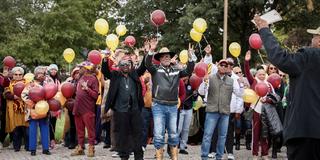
left=0, top=143, right=288, bottom=160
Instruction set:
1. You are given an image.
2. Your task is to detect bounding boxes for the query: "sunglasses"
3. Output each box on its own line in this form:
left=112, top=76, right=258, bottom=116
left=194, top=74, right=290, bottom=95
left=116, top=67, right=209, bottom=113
left=279, top=74, right=285, bottom=77
left=235, top=71, right=242, bottom=74
left=269, top=67, right=277, bottom=70
left=14, top=74, right=23, bottom=76
left=119, top=62, right=131, bottom=67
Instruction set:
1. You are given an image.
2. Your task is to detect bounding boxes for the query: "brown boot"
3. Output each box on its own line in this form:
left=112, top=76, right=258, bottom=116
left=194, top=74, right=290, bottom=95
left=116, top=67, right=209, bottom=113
left=87, top=145, right=95, bottom=157
left=170, top=146, right=178, bottom=160
left=70, top=145, right=85, bottom=156
left=155, top=148, right=164, bottom=160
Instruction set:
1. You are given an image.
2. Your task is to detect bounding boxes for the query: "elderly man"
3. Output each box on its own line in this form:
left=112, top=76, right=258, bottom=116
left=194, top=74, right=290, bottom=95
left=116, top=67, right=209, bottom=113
left=254, top=16, right=320, bottom=160
left=200, top=59, right=243, bottom=160
left=145, top=39, right=195, bottom=160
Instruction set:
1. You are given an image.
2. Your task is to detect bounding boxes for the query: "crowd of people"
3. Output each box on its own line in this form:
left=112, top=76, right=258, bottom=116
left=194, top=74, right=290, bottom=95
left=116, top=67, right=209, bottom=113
left=0, top=16, right=319, bottom=160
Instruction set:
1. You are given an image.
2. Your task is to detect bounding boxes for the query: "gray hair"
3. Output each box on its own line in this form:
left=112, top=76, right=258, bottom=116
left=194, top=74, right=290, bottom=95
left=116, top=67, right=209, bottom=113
left=11, top=67, right=24, bottom=75
left=34, top=66, right=46, bottom=74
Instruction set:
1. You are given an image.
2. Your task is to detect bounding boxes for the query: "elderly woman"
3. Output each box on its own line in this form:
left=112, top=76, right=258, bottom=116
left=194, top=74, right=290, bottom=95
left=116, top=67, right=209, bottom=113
left=4, top=67, right=29, bottom=152
left=21, top=66, right=51, bottom=156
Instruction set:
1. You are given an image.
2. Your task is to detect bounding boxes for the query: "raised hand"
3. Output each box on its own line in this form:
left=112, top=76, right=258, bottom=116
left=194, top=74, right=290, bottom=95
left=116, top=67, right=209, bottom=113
left=149, top=38, right=158, bottom=52
left=253, top=15, right=268, bottom=30
left=245, top=50, right=251, bottom=61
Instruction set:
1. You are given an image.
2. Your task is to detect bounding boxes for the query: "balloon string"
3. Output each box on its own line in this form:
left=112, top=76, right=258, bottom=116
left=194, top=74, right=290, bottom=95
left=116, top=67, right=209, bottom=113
left=198, top=42, right=203, bottom=59
left=257, top=50, right=265, bottom=64
left=203, top=35, right=209, bottom=45
left=156, top=27, right=159, bottom=41
left=236, top=57, right=241, bottom=67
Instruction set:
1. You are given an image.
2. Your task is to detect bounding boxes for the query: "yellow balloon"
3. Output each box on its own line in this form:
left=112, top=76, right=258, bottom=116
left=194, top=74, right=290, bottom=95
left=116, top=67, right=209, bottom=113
left=190, top=28, right=202, bottom=43
left=193, top=96, right=203, bottom=111
left=116, top=25, right=127, bottom=36
left=54, top=91, right=67, bottom=106
left=24, top=73, right=34, bottom=84
left=243, top=89, right=259, bottom=103
left=106, top=34, right=119, bottom=51
left=35, top=100, right=49, bottom=115
left=94, top=18, right=109, bottom=35
left=193, top=18, right=207, bottom=33
left=179, top=50, right=188, bottom=64
left=229, top=42, right=241, bottom=57
left=63, top=48, right=75, bottom=63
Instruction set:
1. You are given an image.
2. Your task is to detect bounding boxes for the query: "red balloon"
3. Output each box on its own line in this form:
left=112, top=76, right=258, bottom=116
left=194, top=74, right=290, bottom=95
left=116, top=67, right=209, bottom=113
left=3, top=56, right=16, bottom=68
left=48, top=99, right=61, bottom=112
left=267, top=73, right=281, bottom=89
left=88, top=50, right=102, bottom=65
left=61, top=82, right=75, bottom=98
left=190, top=74, right=202, bottom=90
left=194, top=62, right=208, bottom=78
left=249, top=33, right=263, bottom=49
left=29, top=86, right=45, bottom=102
left=44, top=83, right=58, bottom=100
left=125, top=36, right=136, bottom=47
left=13, top=82, right=25, bottom=97
left=150, top=10, right=166, bottom=26
left=65, top=98, right=75, bottom=111
left=255, top=82, right=269, bottom=97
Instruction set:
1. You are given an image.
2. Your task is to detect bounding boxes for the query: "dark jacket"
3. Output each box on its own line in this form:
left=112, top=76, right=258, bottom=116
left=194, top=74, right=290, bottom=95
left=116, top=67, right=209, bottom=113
left=145, top=53, right=195, bottom=106
left=260, top=27, right=320, bottom=144
left=101, top=56, right=146, bottom=112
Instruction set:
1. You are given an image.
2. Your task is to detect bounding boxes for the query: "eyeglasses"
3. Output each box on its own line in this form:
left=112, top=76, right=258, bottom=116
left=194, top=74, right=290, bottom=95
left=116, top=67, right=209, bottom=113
left=269, top=67, right=277, bottom=70
left=235, top=71, right=242, bottom=74
left=279, top=74, right=285, bottom=77
left=14, top=74, right=23, bottom=76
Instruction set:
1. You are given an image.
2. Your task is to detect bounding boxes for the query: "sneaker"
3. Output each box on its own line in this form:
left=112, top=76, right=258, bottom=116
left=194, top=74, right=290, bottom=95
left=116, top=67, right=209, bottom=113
left=227, top=153, right=235, bottom=160
left=252, top=155, right=259, bottom=160
left=111, top=152, right=119, bottom=158
left=208, top=152, right=216, bottom=158
left=179, top=149, right=189, bottom=154
left=262, top=156, right=269, bottom=160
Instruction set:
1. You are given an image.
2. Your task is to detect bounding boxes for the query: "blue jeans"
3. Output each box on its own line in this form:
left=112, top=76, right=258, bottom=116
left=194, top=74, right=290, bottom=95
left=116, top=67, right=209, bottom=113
left=29, top=118, right=49, bottom=151
left=201, top=112, right=229, bottom=160
left=141, top=107, right=153, bottom=147
left=152, top=102, right=179, bottom=149
left=178, top=109, right=193, bottom=150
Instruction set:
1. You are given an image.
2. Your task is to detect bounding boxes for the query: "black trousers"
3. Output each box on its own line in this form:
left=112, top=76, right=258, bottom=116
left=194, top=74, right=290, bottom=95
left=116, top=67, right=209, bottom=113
left=287, top=138, right=320, bottom=160
left=64, top=110, right=77, bottom=147
left=49, top=116, right=57, bottom=141
left=113, top=110, right=143, bottom=160
left=13, top=126, right=29, bottom=150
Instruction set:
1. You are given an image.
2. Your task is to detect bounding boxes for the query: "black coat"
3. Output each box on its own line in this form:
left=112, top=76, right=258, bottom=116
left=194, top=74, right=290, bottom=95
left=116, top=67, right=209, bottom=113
left=101, top=56, right=146, bottom=112
left=260, top=28, right=320, bottom=144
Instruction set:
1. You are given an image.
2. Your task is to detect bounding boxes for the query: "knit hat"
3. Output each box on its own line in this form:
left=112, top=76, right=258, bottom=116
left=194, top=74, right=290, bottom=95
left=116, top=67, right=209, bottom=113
left=47, top=64, right=58, bottom=71
left=78, top=61, right=94, bottom=70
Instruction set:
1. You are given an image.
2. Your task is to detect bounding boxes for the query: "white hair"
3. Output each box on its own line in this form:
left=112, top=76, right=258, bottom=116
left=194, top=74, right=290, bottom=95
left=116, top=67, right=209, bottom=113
left=11, top=67, right=24, bottom=75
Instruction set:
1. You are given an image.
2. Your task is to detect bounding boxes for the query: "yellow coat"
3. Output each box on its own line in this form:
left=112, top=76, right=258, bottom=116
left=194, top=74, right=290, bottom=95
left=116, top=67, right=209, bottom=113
left=5, top=80, right=28, bottom=133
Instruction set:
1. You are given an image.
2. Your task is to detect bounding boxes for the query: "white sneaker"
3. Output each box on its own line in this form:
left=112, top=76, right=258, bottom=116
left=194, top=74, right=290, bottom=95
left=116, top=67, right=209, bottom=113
left=111, top=152, right=119, bottom=158
left=227, top=153, right=235, bottom=160
left=252, top=155, right=259, bottom=160
left=208, top=152, right=216, bottom=158
left=262, top=156, right=269, bottom=160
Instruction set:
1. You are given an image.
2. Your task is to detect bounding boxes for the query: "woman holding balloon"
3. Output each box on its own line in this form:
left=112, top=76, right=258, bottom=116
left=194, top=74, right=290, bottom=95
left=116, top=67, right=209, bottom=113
left=4, top=67, right=29, bottom=152
left=21, top=66, right=51, bottom=156
left=244, top=51, right=274, bottom=160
